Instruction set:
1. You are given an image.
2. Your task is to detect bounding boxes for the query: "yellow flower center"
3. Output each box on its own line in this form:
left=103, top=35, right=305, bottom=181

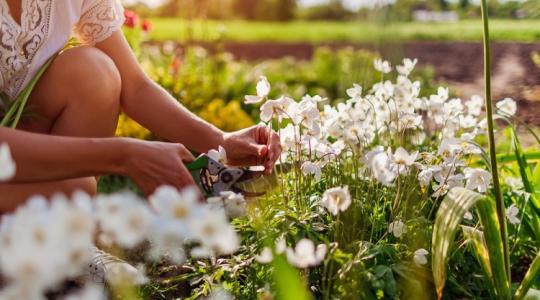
left=173, top=205, right=188, bottom=219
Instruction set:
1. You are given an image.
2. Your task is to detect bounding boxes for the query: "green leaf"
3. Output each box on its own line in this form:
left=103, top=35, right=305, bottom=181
left=511, top=129, right=534, bottom=194
left=461, top=225, right=496, bottom=298
left=432, top=187, right=511, bottom=299
left=495, top=152, right=540, bottom=164
left=432, top=187, right=485, bottom=298
left=510, top=128, right=540, bottom=243
left=272, top=255, right=312, bottom=300
left=475, top=190, right=511, bottom=300
left=514, top=252, right=540, bottom=300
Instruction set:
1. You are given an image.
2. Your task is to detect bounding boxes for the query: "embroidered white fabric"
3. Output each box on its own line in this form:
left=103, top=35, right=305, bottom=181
left=0, top=0, right=125, bottom=101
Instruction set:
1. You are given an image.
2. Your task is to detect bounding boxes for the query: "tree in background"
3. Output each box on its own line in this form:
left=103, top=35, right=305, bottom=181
left=297, top=0, right=354, bottom=20
left=130, top=0, right=539, bottom=20
left=276, top=0, right=296, bottom=20
left=522, top=0, right=539, bottom=18
left=235, top=0, right=296, bottom=21
left=233, top=0, right=257, bottom=19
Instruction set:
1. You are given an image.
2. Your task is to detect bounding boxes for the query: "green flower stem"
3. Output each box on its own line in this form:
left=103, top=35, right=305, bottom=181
left=0, top=54, right=55, bottom=128
left=480, top=0, right=511, bottom=282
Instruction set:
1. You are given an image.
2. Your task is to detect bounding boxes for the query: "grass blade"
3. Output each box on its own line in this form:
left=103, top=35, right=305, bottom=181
left=432, top=187, right=511, bottom=299
left=514, top=252, right=540, bottom=300
left=475, top=196, right=512, bottom=299
left=461, top=225, right=496, bottom=299
left=432, top=187, right=485, bottom=299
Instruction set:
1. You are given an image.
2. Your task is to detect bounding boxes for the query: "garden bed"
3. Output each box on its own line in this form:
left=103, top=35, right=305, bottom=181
left=164, top=40, right=540, bottom=125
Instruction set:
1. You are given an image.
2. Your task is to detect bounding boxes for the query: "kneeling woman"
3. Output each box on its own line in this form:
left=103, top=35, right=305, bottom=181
left=0, top=0, right=280, bottom=211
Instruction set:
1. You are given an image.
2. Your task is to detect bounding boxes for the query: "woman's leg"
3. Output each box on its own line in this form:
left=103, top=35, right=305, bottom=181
left=0, top=46, right=122, bottom=210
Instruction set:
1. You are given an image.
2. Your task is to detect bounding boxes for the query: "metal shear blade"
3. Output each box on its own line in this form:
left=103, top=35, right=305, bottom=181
left=187, top=154, right=266, bottom=197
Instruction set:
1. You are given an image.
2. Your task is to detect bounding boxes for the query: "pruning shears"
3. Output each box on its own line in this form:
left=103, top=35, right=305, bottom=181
left=186, top=154, right=266, bottom=198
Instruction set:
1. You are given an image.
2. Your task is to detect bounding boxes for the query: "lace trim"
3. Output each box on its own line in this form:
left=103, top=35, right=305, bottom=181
left=75, top=0, right=125, bottom=45
left=0, top=0, right=52, bottom=100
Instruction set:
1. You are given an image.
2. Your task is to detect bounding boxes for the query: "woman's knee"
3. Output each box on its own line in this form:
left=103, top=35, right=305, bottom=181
left=57, top=46, right=122, bottom=103
left=21, top=46, right=122, bottom=134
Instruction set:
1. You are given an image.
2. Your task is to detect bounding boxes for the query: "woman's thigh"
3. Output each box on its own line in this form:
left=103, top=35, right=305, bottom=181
left=0, top=178, right=97, bottom=212
left=1, top=46, right=122, bottom=209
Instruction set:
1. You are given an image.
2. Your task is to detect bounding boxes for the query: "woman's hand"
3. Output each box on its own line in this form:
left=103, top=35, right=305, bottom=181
left=123, top=140, right=198, bottom=196
left=223, top=125, right=281, bottom=175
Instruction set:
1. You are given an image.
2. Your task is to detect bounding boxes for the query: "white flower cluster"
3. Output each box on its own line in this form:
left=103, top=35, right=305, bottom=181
left=255, top=237, right=327, bottom=269
left=246, top=58, right=517, bottom=198
left=0, top=184, right=240, bottom=298
left=0, top=193, right=95, bottom=299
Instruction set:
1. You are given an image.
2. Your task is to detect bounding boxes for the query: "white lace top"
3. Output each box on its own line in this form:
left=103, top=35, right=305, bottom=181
left=0, top=0, right=125, bottom=100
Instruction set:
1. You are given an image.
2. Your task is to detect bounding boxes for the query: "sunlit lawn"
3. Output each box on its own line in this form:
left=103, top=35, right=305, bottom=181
left=147, top=18, right=540, bottom=43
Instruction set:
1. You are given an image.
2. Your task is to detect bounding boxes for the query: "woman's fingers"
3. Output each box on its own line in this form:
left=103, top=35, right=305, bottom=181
left=127, top=141, right=200, bottom=197
left=177, top=144, right=195, bottom=162
left=263, top=131, right=281, bottom=173
left=254, top=125, right=280, bottom=172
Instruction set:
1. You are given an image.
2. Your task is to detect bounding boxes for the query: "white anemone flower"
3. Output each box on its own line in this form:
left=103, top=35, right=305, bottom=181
left=204, top=287, right=234, bottom=300
left=286, top=239, right=327, bottom=268
left=208, top=146, right=227, bottom=165
left=367, top=150, right=396, bottom=186
left=320, top=186, right=351, bottom=215
left=506, top=204, right=520, bottom=225
left=244, top=76, right=271, bottom=104
left=505, top=177, right=524, bottom=191
left=496, top=98, right=517, bottom=116
left=260, top=96, right=294, bottom=122
left=417, top=165, right=440, bottom=188
left=463, top=168, right=492, bottom=193
left=438, top=138, right=463, bottom=161
left=0, top=195, right=96, bottom=293
left=302, top=94, right=327, bottom=103
left=63, top=284, right=106, bottom=300
left=346, top=84, right=363, bottom=99
left=95, top=192, right=154, bottom=248
left=396, top=58, right=417, bottom=76
left=276, top=237, right=287, bottom=254
left=190, top=208, right=239, bottom=256
left=374, top=59, right=392, bottom=73
left=0, top=143, right=16, bottom=181
left=148, top=218, right=189, bottom=264
left=466, top=95, right=484, bottom=116
left=255, top=247, right=273, bottom=264
left=207, top=191, right=247, bottom=218
left=413, top=248, right=429, bottom=266
left=301, top=161, right=322, bottom=181
left=389, top=147, right=418, bottom=174
left=150, top=186, right=199, bottom=221
left=388, top=219, right=407, bottom=238
left=288, top=98, right=321, bottom=133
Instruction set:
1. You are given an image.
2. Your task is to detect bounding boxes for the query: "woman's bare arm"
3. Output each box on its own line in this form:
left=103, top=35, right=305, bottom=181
left=0, top=127, right=196, bottom=195
left=95, top=33, right=281, bottom=172
left=1, top=127, right=126, bottom=182
left=95, top=32, right=225, bottom=154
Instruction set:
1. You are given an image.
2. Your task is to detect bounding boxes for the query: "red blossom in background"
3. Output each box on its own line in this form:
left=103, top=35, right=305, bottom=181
left=124, top=10, right=138, bottom=28
left=141, top=20, right=153, bottom=33
left=170, top=56, right=182, bottom=75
